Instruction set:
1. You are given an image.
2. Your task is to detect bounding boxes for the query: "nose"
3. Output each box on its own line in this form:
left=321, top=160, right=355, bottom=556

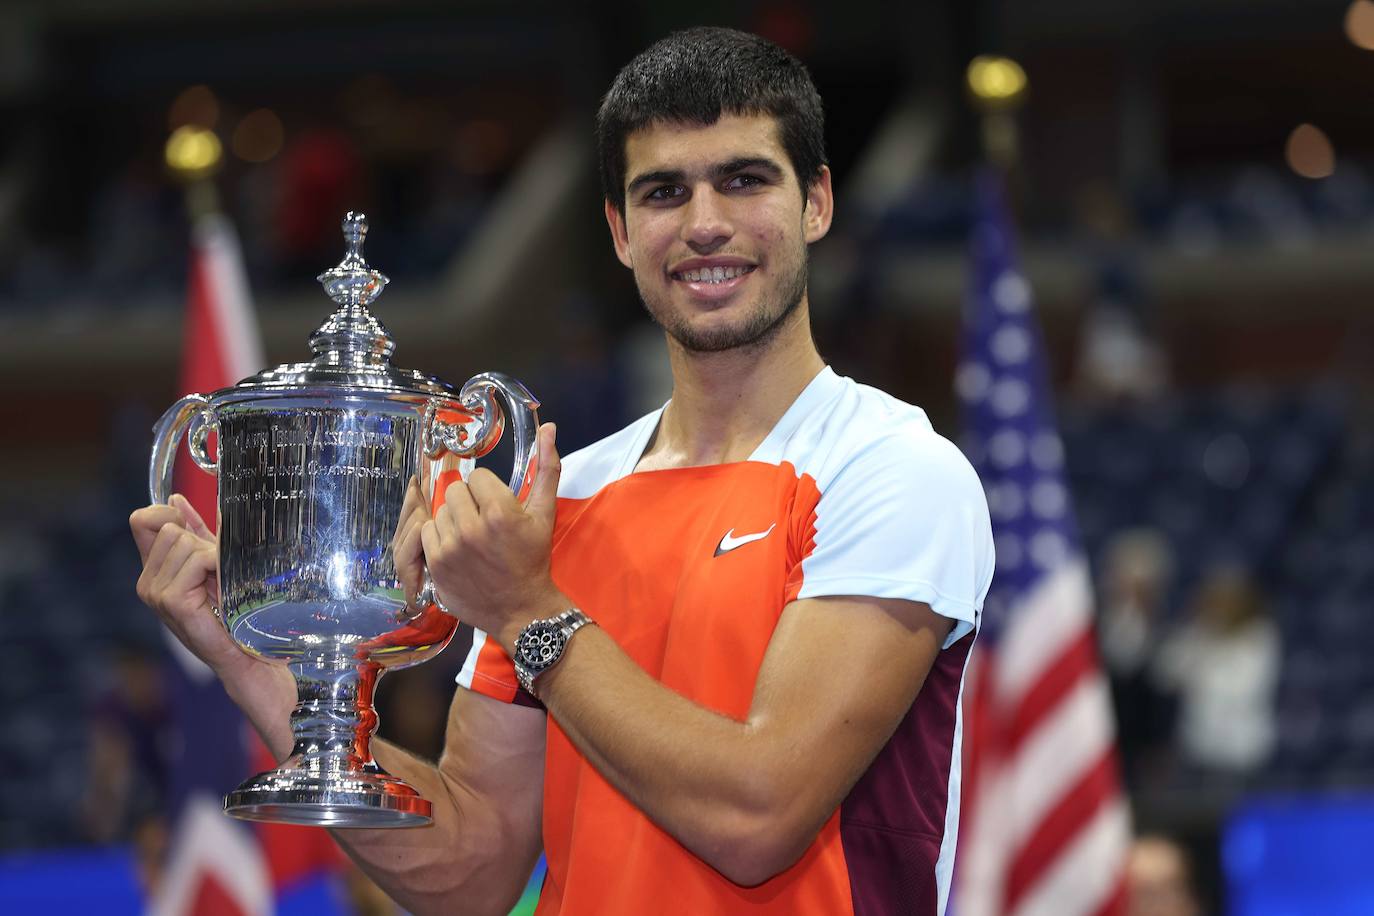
left=682, top=186, right=733, bottom=252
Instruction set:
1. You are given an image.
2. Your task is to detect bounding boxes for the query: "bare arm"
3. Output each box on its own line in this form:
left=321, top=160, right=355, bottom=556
left=131, top=497, right=546, bottom=914
left=332, top=689, right=546, bottom=916
left=531, top=594, right=949, bottom=886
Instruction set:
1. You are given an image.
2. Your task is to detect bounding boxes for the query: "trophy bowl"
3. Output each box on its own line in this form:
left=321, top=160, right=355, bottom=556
left=147, top=213, right=539, bottom=828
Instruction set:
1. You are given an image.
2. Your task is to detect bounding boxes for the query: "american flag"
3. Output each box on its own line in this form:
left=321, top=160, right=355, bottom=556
left=952, top=171, right=1130, bottom=916
left=151, top=209, right=341, bottom=915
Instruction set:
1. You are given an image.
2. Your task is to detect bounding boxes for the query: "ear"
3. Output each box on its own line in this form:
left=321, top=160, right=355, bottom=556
left=604, top=198, right=634, bottom=269
left=802, top=165, right=834, bottom=244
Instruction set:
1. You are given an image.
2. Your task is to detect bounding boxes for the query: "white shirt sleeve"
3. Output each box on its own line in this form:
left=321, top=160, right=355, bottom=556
left=795, top=428, right=995, bottom=649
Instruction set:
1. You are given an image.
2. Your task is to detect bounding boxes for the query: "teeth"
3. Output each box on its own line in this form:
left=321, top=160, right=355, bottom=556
left=678, top=265, right=750, bottom=283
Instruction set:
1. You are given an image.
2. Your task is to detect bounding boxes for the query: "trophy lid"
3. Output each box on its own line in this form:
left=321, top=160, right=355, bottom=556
left=219, top=212, right=455, bottom=400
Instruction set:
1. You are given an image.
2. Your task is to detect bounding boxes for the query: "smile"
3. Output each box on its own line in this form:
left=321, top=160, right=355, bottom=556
left=671, top=265, right=756, bottom=284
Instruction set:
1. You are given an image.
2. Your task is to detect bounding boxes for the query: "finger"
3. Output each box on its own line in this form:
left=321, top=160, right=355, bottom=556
left=171, top=494, right=214, bottom=541
left=465, top=467, right=510, bottom=513
left=166, top=543, right=221, bottom=610
left=130, top=505, right=188, bottom=562
left=137, top=523, right=179, bottom=605
left=398, top=476, right=423, bottom=520
left=142, top=529, right=199, bottom=613
left=419, top=519, right=444, bottom=568
left=441, top=478, right=479, bottom=524
left=394, top=503, right=429, bottom=582
left=150, top=529, right=205, bottom=599
left=143, top=522, right=189, bottom=581
left=525, top=423, right=561, bottom=525
left=392, top=481, right=428, bottom=548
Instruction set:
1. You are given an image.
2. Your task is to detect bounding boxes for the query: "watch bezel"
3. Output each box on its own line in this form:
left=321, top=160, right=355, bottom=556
left=515, top=618, right=569, bottom=677
left=512, top=608, right=592, bottom=694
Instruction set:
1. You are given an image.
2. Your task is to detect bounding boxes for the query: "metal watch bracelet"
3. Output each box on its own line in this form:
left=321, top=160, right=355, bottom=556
left=512, top=608, right=593, bottom=696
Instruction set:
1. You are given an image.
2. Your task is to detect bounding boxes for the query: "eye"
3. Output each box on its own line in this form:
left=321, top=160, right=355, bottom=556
left=644, top=184, right=684, bottom=202
left=724, top=173, right=764, bottom=191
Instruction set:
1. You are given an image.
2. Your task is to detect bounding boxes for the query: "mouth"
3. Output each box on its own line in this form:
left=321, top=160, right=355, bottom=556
left=668, top=263, right=757, bottom=300
left=670, top=264, right=756, bottom=284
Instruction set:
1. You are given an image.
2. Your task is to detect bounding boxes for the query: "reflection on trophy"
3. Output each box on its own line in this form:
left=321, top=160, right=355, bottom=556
left=147, top=212, right=540, bottom=827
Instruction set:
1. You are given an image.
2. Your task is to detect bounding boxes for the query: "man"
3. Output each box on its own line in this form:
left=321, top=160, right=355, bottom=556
left=1127, top=835, right=1202, bottom=916
left=131, top=27, right=994, bottom=915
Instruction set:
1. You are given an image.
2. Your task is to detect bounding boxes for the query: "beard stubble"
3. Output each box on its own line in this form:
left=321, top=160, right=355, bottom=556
left=636, top=245, right=809, bottom=354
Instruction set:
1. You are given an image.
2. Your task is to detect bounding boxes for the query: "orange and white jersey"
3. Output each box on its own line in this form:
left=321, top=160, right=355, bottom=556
left=458, top=366, right=994, bottom=915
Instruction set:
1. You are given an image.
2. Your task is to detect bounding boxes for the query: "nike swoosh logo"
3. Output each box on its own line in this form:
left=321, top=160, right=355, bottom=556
left=714, top=524, right=777, bottom=557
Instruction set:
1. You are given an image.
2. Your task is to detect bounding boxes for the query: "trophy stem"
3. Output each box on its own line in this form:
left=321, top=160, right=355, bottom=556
left=288, top=655, right=378, bottom=769
left=223, top=654, right=432, bottom=828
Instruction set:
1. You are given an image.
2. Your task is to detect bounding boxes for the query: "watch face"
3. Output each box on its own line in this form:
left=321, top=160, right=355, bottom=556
left=517, top=620, right=567, bottom=674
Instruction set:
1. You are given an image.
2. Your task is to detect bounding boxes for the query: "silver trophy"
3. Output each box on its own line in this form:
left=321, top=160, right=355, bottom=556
left=148, top=212, right=539, bottom=828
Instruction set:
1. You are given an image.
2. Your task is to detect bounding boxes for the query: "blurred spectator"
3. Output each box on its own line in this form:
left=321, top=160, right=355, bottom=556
left=1072, top=181, right=1168, bottom=404
left=1154, top=565, right=1280, bottom=779
left=273, top=125, right=365, bottom=281
left=130, top=814, right=170, bottom=902
left=80, top=646, right=171, bottom=844
left=1127, top=834, right=1202, bottom=916
left=1098, top=528, right=1177, bottom=787
left=1075, top=301, right=1168, bottom=403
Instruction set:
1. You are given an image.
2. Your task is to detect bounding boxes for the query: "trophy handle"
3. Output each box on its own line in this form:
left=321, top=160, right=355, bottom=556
left=415, top=374, right=541, bottom=613
left=149, top=394, right=218, bottom=504
left=458, top=372, right=541, bottom=500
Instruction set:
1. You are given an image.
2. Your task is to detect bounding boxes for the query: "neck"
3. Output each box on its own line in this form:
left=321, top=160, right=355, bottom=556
left=638, top=303, right=826, bottom=470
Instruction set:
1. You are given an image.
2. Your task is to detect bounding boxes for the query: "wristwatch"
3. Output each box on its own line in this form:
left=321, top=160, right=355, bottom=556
left=512, top=608, right=594, bottom=695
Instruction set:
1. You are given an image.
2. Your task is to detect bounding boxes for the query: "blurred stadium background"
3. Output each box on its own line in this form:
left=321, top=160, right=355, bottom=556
left=1, top=0, right=1371, bottom=913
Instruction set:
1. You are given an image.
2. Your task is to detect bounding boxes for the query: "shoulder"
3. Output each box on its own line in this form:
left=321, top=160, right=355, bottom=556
left=557, top=409, right=661, bottom=499
left=786, top=374, right=994, bottom=642
left=776, top=371, right=980, bottom=498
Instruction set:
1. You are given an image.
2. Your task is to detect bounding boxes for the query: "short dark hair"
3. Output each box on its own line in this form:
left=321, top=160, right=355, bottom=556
left=596, top=27, right=828, bottom=214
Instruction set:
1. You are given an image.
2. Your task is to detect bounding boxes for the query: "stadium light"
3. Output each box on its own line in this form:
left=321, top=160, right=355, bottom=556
left=1285, top=123, right=1335, bottom=180
left=232, top=109, right=285, bottom=163
left=967, top=55, right=1028, bottom=110
left=166, top=126, right=223, bottom=179
left=1345, top=0, right=1374, bottom=51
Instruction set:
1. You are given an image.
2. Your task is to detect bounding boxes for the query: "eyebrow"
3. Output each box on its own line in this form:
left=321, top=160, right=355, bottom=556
left=625, top=156, right=787, bottom=197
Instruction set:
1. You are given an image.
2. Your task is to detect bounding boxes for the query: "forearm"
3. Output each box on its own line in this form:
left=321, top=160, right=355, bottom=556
left=535, top=626, right=817, bottom=882
left=221, top=659, right=296, bottom=763
left=522, top=595, right=947, bottom=886
left=328, top=740, right=533, bottom=916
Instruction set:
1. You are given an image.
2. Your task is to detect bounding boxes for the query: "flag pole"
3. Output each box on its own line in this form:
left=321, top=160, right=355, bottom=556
left=166, top=125, right=224, bottom=220
left=966, top=55, right=1027, bottom=172
left=953, top=54, right=1132, bottom=916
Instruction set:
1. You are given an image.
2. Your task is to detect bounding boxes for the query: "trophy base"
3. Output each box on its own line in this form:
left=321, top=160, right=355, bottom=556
left=224, top=763, right=432, bottom=828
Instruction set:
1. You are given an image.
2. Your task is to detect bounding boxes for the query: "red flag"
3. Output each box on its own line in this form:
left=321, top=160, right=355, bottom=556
left=953, top=172, right=1130, bottom=916
left=173, top=212, right=264, bottom=528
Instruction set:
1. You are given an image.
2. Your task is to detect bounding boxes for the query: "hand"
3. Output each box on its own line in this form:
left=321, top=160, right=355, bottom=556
left=131, top=495, right=297, bottom=760
left=417, top=422, right=568, bottom=647
left=130, top=495, right=255, bottom=680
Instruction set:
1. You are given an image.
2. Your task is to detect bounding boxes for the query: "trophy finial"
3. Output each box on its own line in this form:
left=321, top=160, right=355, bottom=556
left=317, top=211, right=389, bottom=309
left=342, top=211, right=367, bottom=261
left=311, top=211, right=394, bottom=361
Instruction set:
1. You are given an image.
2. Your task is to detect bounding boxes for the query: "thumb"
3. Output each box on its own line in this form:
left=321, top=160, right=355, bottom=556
left=525, top=422, right=561, bottom=525
left=171, top=493, right=215, bottom=541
